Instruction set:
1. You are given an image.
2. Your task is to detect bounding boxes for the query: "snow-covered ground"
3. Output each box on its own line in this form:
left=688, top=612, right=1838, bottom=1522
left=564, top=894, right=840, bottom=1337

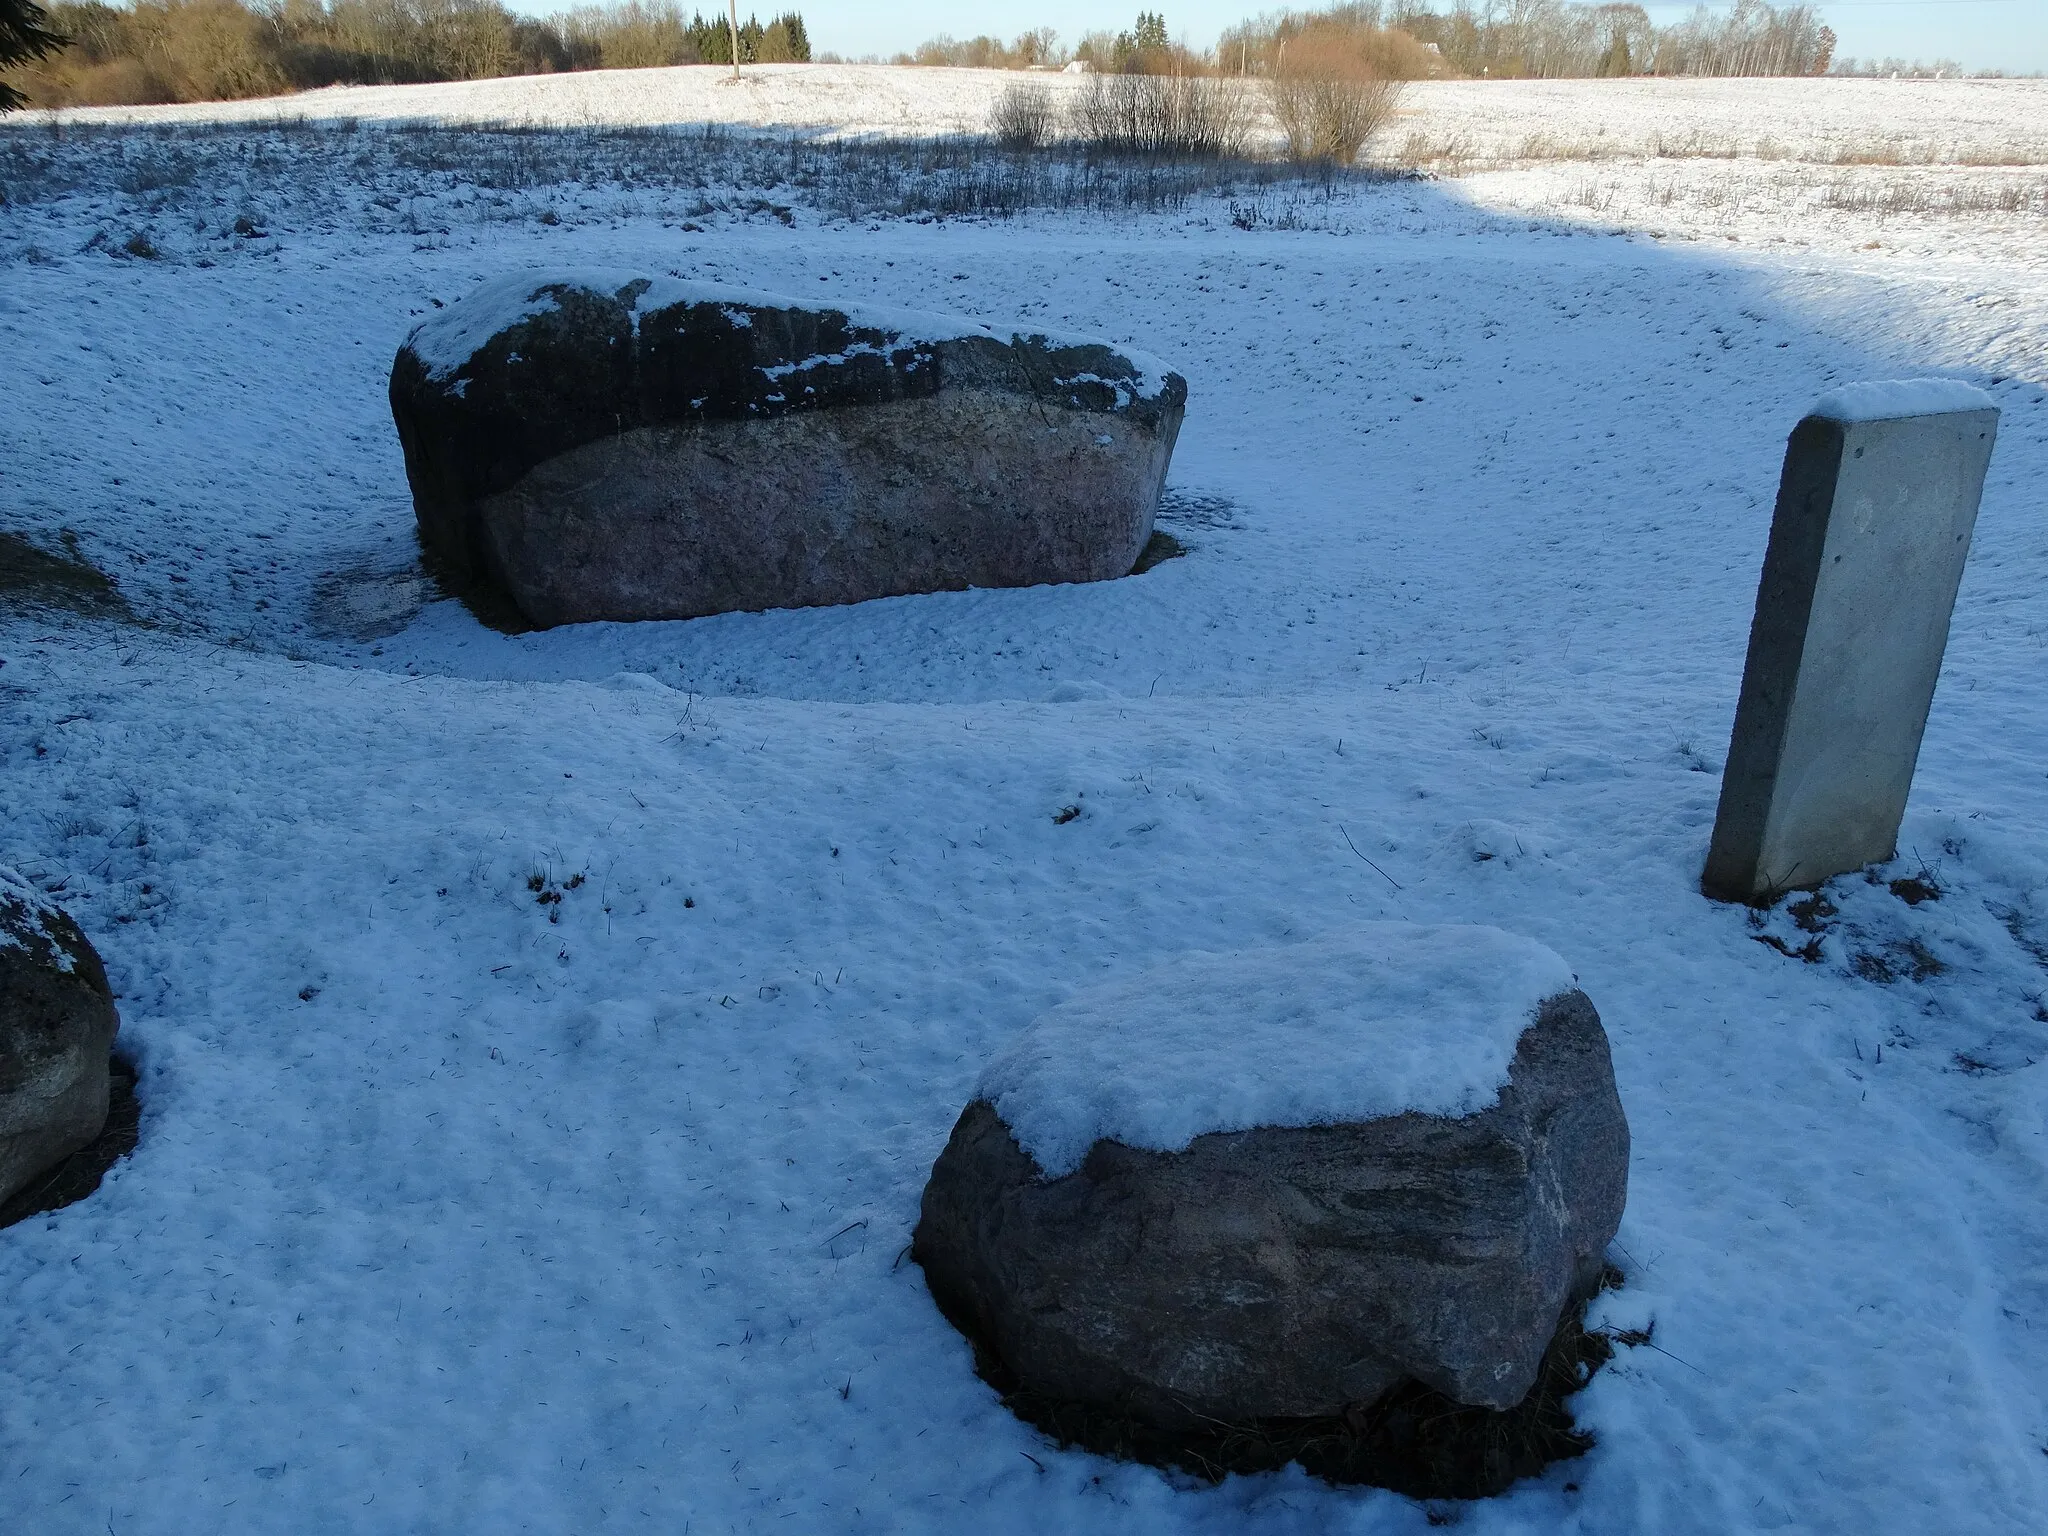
left=31, top=63, right=2047, bottom=268
left=37, top=65, right=2048, bottom=167
left=3, top=74, right=2048, bottom=1535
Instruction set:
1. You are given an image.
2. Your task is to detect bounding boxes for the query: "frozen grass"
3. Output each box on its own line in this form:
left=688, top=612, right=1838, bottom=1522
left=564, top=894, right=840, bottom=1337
left=1551, top=165, right=2048, bottom=220
left=16, top=69, right=2045, bottom=265
left=0, top=118, right=1381, bottom=239
left=1393, top=128, right=2048, bottom=175
left=1464, top=157, right=2048, bottom=259
left=1379, top=77, right=2048, bottom=172
left=1374, top=78, right=2048, bottom=252
left=8, top=120, right=2035, bottom=280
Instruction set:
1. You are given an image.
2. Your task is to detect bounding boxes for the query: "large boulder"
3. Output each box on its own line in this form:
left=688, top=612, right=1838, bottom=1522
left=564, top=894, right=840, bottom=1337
left=1, top=871, right=120, bottom=1209
left=389, top=274, right=1188, bottom=629
left=914, top=925, right=1629, bottom=1429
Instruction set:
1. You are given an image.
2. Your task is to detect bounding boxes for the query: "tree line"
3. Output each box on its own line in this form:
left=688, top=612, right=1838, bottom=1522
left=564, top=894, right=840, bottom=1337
left=3, top=0, right=809, bottom=108
left=1352, top=0, right=1840, bottom=79
left=1, top=0, right=1998, bottom=113
left=920, top=2, right=1848, bottom=82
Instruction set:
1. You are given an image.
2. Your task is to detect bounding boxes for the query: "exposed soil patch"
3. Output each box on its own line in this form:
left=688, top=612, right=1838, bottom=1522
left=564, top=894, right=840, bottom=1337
left=417, top=542, right=532, bottom=636
left=0, top=1053, right=140, bottom=1231
left=1752, top=891, right=1835, bottom=962
left=959, top=1289, right=1618, bottom=1499
left=1888, top=874, right=1942, bottom=906
left=1788, top=893, right=1838, bottom=931
left=309, top=564, right=430, bottom=641
left=1129, top=528, right=1187, bottom=575
left=1852, top=938, right=1945, bottom=985
left=0, top=530, right=132, bottom=619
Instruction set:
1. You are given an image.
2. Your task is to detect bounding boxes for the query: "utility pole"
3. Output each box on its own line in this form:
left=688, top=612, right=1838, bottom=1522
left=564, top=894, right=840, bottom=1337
left=727, top=0, right=742, bottom=81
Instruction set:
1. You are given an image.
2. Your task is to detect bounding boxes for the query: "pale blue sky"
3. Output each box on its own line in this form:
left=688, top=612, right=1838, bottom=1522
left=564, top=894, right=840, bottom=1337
left=699, top=2, right=2048, bottom=75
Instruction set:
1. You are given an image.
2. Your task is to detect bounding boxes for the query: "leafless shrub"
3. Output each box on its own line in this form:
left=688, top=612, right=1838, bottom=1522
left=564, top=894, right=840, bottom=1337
left=987, top=80, right=1056, bottom=151
left=1067, top=70, right=1254, bottom=160
left=1265, top=29, right=1403, bottom=167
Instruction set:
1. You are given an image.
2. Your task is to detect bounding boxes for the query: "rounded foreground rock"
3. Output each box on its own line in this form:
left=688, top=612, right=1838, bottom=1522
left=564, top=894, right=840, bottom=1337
left=1, top=871, right=120, bottom=1208
left=389, top=273, right=1188, bottom=629
left=914, top=925, right=1629, bottom=1430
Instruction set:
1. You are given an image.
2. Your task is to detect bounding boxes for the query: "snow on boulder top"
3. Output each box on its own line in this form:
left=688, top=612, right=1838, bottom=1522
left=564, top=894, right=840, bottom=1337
left=1810, top=378, right=1997, bottom=423
left=0, top=866, right=76, bottom=971
left=405, top=274, right=566, bottom=382
left=977, top=923, right=1578, bottom=1179
left=403, top=271, right=1180, bottom=401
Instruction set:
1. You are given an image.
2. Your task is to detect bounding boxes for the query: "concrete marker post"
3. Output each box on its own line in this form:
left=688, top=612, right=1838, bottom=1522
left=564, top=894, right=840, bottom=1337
left=1703, top=379, right=1999, bottom=905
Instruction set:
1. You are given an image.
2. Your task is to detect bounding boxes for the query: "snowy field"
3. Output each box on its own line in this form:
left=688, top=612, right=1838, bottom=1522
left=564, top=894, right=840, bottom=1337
left=31, top=63, right=2048, bottom=265
left=36, top=64, right=2048, bottom=167
left=4, top=71, right=2048, bottom=1535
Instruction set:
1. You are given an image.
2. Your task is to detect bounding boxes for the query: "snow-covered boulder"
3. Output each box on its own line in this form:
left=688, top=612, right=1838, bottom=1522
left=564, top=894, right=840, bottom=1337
left=914, top=925, right=1629, bottom=1427
left=388, top=273, right=1187, bottom=629
left=1, top=872, right=120, bottom=1208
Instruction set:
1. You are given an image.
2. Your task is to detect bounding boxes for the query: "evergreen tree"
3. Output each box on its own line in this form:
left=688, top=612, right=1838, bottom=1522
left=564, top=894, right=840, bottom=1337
left=774, top=9, right=807, bottom=60
left=1113, top=11, right=1168, bottom=71
left=1, top=0, right=67, bottom=109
